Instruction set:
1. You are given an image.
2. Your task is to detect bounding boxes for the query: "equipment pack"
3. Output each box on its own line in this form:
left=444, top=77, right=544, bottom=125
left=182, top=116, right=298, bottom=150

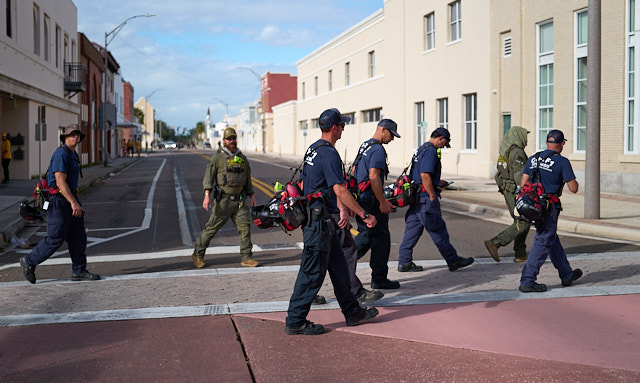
left=516, top=152, right=558, bottom=222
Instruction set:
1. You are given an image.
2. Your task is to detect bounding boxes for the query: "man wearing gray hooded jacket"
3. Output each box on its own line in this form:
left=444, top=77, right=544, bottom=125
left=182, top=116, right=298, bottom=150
left=484, top=126, right=531, bottom=263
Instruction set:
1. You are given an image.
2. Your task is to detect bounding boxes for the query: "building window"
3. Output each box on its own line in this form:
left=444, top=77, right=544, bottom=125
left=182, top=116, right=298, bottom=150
left=55, top=25, right=60, bottom=68
left=503, top=113, right=512, bottom=136
left=345, top=62, right=350, bottom=85
left=437, top=98, right=448, bottom=130
left=464, top=93, right=477, bottom=150
left=6, top=0, right=12, bottom=38
left=363, top=108, right=381, bottom=123
left=575, top=10, right=588, bottom=152
left=33, top=4, right=40, bottom=55
left=424, top=12, right=435, bottom=51
left=503, top=37, right=512, bottom=58
left=328, top=69, right=333, bottom=91
left=368, top=51, right=375, bottom=78
left=44, top=15, right=49, bottom=62
left=314, top=76, right=318, bottom=96
left=299, top=120, right=308, bottom=130
left=449, top=0, right=461, bottom=42
left=627, top=0, right=640, bottom=153
left=344, top=112, right=355, bottom=125
left=416, top=102, right=425, bottom=144
left=63, top=33, right=68, bottom=63
left=312, top=118, right=319, bottom=129
left=538, top=21, right=554, bottom=150
left=302, top=82, right=305, bottom=100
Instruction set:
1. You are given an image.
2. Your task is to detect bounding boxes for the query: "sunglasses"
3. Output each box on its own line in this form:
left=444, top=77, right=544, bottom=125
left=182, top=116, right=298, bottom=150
left=225, top=136, right=237, bottom=141
left=68, top=131, right=82, bottom=137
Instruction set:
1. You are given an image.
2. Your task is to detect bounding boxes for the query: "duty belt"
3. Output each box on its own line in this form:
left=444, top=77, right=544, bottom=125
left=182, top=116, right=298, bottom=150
left=222, top=192, right=242, bottom=201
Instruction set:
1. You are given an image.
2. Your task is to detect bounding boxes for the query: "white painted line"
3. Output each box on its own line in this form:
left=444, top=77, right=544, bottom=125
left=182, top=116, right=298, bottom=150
left=174, top=165, right=192, bottom=247
left=0, top=242, right=305, bottom=271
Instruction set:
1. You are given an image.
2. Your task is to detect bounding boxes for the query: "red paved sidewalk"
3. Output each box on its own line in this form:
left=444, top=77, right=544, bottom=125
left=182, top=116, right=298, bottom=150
left=2, top=294, right=638, bottom=382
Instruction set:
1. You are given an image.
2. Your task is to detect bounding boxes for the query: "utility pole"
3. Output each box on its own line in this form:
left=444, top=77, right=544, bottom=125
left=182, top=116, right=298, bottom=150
left=585, top=0, right=601, bottom=219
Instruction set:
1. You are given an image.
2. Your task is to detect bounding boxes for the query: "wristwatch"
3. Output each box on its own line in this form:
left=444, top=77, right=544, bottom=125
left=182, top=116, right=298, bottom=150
left=363, top=212, right=370, bottom=219
left=205, top=191, right=210, bottom=196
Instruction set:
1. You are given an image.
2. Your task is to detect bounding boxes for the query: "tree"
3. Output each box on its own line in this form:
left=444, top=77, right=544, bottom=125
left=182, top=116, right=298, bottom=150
left=134, top=107, right=144, bottom=125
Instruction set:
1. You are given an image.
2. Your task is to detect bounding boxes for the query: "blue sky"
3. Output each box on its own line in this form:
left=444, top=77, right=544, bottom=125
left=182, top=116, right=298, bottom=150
left=73, top=0, right=382, bottom=131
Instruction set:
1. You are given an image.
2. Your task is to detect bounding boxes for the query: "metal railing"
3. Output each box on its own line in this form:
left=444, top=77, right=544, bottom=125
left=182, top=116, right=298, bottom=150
left=64, top=62, right=87, bottom=95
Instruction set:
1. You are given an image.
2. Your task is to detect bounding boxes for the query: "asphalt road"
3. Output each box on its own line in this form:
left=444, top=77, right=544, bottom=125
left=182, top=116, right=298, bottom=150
left=1, top=149, right=638, bottom=282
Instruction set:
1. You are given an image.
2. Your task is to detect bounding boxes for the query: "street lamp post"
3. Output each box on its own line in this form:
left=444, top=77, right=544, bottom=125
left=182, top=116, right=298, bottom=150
left=236, top=66, right=266, bottom=153
left=144, top=88, right=165, bottom=150
left=102, top=14, right=154, bottom=167
left=211, top=97, right=229, bottom=121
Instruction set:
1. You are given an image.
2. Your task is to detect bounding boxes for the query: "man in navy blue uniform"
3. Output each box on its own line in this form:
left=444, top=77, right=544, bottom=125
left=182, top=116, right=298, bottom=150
left=397, top=128, right=474, bottom=272
left=519, top=130, right=582, bottom=292
left=285, top=108, right=379, bottom=335
left=354, top=119, right=400, bottom=290
left=19, top=124, right=100, bottom=284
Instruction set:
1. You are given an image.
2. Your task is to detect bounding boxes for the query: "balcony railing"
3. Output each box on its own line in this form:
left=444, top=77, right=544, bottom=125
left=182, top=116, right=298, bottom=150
left=64, top=62, right=87, bottom=97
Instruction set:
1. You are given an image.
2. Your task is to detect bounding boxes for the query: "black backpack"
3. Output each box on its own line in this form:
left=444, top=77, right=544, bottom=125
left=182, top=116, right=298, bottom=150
left=516, top=152, right=557, bottom=222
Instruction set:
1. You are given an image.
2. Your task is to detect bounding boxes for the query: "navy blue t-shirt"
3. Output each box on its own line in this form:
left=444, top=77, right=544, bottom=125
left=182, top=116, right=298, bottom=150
left=523, top=149, right=575, bottom=196
left=355, top=139, right=387, bottom=186
left=301, top=139, right=344, bottom=213
left=48, top=145, right=80, bottom=190
left=410, top=142, right=440, bottom=189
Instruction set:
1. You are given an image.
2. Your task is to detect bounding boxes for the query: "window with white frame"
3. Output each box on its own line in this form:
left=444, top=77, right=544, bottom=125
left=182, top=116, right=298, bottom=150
left=328, top=70, right=333, bottom=91
left=314, top=76, right=318, bottom=96
left=299, top=120, right=308, bottom=131
left=449, top=1, right=461, bottom=42
left=437, top=98, right=448, bottom=130
left=464, top=93, right=477, bottom=150
left=345, top=62, right=350, bottom=85
left=538, top=21, right=554, bottom=150
left=33, top=4, right=40, bottom=55
left=575, top=10, right=588, bottom=152
left=416, top=102, right=425, bottom=144
left=626, top=0, right=640, bottom=153
left=344, top=112, right=355, bottom=125
left=424, top=12, right=435, bottom=51
left=363, top=108, right=381, bottom=123
left=368, top=51, right=375, bottom=78
left=312, top=118, right=319, bottom=129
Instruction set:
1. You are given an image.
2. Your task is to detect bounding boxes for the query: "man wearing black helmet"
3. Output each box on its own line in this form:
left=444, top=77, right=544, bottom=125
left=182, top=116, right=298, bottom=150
left=19, top=124, right=100, bottom=284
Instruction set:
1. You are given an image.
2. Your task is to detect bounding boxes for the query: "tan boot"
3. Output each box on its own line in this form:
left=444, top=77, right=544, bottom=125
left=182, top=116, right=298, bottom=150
left=484, top=240, right=500, bottom=262
left=192, top=255, right=206, bottom=269
left=241, top=259, right=260, bottom=267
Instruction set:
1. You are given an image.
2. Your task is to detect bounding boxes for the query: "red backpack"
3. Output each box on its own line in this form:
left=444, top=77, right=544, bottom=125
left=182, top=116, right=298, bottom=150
left=516, top=152, right=558, bottom=222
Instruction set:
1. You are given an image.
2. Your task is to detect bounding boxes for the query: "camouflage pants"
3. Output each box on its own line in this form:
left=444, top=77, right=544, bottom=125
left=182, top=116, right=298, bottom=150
left=193, top=194, right=253, bottom=261
left=491, top=190, right=531, bottom=257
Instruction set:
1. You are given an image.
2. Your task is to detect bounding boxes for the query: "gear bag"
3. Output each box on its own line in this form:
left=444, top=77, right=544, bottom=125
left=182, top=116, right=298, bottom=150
left=516, top=152, right=558, bottom=222
left=387, top=143, right=432, bottom=207
left=344, top=140, right=386, bottom=199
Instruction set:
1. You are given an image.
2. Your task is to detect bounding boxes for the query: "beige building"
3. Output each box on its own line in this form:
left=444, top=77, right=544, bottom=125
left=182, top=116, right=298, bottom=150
left=275, top=0, right=639, bottom=194
left=0, top=0, right=82, bottom=179
left=133, top=97, right=155, bottom=149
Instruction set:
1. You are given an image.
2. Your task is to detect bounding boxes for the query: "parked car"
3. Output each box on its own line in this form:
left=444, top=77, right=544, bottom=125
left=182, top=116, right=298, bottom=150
left=204, top=141, right=211, bottom=148
left=165, top=141, right=177, bottom=149
left=157, top=142, right=165, bottom=149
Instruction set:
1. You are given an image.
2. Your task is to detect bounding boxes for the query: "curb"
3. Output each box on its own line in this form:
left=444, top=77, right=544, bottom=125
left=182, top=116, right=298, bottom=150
left=441, top=198, right=640, bottom=243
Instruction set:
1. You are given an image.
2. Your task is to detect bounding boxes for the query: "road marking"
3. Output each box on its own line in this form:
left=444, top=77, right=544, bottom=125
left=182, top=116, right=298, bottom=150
left=0, top=243, right=305, bottom=270
left=175, top=164, right=194, bottom=247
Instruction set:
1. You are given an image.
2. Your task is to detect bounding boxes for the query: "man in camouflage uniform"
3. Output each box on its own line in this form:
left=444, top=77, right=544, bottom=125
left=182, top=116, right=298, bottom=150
left=192, top=127, right=259, bottom=268
left=484, top=126, right=531, bottom=263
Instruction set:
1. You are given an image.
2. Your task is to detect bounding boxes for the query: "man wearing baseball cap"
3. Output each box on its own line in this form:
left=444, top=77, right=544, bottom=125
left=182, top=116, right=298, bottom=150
left=192, top=127, right=260, bottom=268
left=285, top=108, right=379, bottom=335
left=20, top=124, right=100, bottom=284
left=397, top=128, right=474, bottom=273
left=518, top=129, right=582, bottom=292
left=353, top=118, right=401, bottom=293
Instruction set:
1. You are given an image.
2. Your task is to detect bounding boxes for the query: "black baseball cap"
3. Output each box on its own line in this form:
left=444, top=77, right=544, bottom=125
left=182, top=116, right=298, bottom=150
left=378, top=119, right=401, bottom=138
left=432, top=127, right=451, bottom=148
left=546, top=129, right=567, bottom=143
left=319, top=108, right=351, bottom=129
